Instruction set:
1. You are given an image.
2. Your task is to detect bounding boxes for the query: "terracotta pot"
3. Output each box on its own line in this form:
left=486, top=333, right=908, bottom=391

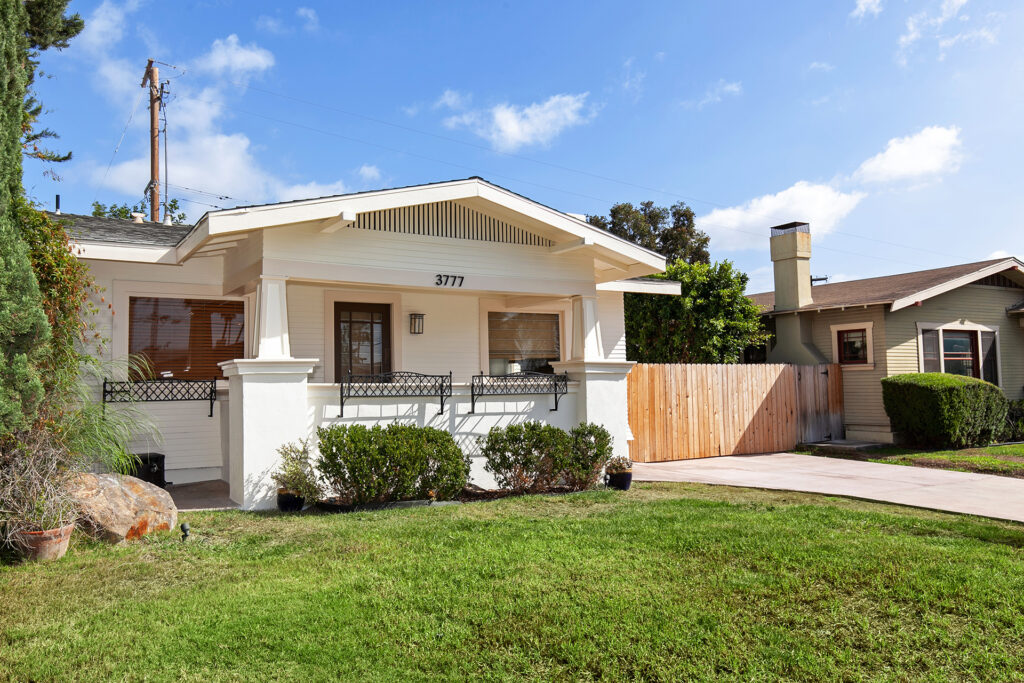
left=14, top=522, right=75, bottom=562
left=277, top=488, right=305, bottom=512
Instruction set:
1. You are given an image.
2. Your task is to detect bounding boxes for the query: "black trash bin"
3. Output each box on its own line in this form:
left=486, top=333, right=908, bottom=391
left=130, top=453, right=170, bottom=488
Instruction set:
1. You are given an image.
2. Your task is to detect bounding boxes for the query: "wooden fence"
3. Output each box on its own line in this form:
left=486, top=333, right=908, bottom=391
left=626, top=363, right=843, bottom=463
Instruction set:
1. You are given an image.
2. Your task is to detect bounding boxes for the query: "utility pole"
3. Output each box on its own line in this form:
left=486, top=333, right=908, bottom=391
left=141, top=59, right=161, bottom=223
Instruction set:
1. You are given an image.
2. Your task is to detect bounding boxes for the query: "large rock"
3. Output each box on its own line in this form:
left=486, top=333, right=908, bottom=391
left=69, top=473, right=178, bottom=543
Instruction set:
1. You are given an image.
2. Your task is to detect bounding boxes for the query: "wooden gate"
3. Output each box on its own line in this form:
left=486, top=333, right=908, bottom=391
left=626, top=363, right=843, bottom=463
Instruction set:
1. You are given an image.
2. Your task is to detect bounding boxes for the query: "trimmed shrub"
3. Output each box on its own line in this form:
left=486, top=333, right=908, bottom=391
left=480, top=421, right=614, bottom=493
left=316, top=424, right=469, bottom=505
left=1003, top=400, right=1024, bottom=443
left=881, top=373, right=1008, bottom=448
left=480, top=422, right=568, bottom=494
left=565, top=423, right=614, bottom=491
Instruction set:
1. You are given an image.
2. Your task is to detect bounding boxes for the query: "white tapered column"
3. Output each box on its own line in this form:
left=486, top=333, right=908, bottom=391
left=256, top=276, right=291, bottom=359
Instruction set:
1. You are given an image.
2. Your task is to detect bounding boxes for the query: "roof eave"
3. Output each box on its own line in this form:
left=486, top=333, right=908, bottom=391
left=889, top=258, right=1024, bottom=311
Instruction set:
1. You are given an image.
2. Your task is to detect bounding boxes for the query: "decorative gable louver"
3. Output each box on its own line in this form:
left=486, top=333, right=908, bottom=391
left=353, top=201, right=553, bottom=247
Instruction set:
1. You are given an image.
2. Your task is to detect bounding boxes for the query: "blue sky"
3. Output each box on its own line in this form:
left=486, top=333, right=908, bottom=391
left=23, top=0, right=1024, bottom=292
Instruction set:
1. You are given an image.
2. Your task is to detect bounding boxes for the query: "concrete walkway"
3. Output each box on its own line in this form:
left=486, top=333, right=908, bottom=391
left=634, top=453, right=1024, bottom=524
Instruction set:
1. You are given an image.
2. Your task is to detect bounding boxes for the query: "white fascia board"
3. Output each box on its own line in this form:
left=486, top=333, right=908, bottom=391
left=598, top=279, right=681, bottom=295
left=75, top=241, right=178, bottom=264
left=890, top=259, right=1024, bottom=312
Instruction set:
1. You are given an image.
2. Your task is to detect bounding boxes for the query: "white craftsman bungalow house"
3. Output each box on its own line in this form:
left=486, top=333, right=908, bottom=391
left=63, top=177, right=672, bottom=508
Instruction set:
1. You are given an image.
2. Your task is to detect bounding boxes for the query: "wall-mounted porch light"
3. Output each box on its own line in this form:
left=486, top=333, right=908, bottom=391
left=409, top=313, right=425, bottom=335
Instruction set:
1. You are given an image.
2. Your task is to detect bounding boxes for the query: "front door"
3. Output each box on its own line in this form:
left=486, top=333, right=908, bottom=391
left=334, top=302, right=391, bottom=382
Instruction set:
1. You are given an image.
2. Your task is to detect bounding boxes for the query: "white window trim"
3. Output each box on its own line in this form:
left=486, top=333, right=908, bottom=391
left=322, top=288, right=403, bottom=384
left=478, top=298, right=570, bottom=376
left=112, top=281, right=249, bottom=387
left=915, top=321, right=1002, bottom=386
left=830, top=321, right=874, bottom=370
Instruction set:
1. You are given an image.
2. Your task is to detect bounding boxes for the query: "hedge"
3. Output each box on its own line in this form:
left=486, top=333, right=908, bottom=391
left=316, top=424, right=469, bottom=505
left=1004, top=399, right=1024, bottom=443
left=881, top=373, right=1008, bottom=449
left=480, top=422, right=613, bottom=493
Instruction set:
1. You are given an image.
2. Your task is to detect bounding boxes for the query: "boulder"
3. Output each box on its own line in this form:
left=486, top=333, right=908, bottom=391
left=68, top=473, right=178, bottom=543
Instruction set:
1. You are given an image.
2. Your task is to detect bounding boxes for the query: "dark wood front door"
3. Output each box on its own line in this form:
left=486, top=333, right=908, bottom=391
left=334, top=302, right=391, bottom=382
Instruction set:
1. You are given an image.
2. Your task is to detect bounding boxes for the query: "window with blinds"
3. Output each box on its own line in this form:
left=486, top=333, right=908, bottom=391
left=487, top=312, right=560, bottom=375
left=128, top=297, right=245, bottom=380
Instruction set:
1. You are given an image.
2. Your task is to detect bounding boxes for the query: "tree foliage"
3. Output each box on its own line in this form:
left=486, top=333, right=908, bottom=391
left=624, top=260, right=770, bottom=364
left=92, top=197, right=189, bottom=225
left=587, top=200, right=710, bottom=265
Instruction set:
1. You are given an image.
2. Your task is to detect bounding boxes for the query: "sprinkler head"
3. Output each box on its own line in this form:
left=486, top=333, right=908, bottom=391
left=180, top=522, right=191, bottom=542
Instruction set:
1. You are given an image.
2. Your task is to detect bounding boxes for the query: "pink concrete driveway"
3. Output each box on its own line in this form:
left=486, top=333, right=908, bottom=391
left=634, top=452, right=1024, bottom=524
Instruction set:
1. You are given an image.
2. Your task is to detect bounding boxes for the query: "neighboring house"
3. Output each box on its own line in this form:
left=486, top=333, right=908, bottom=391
left=60, top=177, right=674, bottom=509
left=749, top=222, right=1024, bottom=443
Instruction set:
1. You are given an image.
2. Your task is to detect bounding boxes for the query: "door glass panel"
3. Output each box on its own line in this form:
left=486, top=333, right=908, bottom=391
left=334, top=303, right=390, bottom=381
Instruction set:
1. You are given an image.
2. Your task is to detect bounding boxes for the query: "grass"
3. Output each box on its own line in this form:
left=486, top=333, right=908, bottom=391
left=804, top=442, right=1024, bottom=479
left=3, top=483, right=1024, bottom=681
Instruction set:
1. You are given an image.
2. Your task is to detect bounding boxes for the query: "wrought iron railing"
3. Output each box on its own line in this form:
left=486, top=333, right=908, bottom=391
left=102, top=378, right=217, bottom=417
left=469, top=372, right=569, bottom=414
left=340, top=371, right=453, bottom=417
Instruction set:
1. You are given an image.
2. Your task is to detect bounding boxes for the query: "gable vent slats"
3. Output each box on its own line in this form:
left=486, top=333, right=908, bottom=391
left=351, top=201, right=553, bottom=247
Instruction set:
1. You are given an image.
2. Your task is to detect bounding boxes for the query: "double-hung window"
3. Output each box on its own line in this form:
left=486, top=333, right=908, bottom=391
left=919, top=325, right=999, bottom=384
left=830, top=322, right=874, bottom=368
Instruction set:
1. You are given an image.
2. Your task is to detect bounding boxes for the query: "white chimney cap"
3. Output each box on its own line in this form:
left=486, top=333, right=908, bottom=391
left=163, top=214, right=173, bottom=226
left=130, top=212, right=146, bottom=224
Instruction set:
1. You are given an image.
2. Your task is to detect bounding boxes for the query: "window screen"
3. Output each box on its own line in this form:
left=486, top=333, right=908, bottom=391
left=921, top=329, right=941, bottom=372
left=129, top=297, right=244, bottom=380
left=487, top=312, right=560, bottom=375
left=980, top=331, right=998, bottom=384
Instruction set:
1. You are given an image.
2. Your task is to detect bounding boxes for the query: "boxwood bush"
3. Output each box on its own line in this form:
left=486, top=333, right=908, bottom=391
left=316, top=424, right=469, bottom=505
left=881, top=373, right=1008, bottom=448
left=480, top=421, right=613, bottom=493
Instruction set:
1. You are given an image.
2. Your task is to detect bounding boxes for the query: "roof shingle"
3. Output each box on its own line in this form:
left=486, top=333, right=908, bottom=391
left=49, top=212, right=193, bottom=247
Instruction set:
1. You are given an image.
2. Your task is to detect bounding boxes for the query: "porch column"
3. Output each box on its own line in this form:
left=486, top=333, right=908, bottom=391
left=255, top=275, right=291, bottom=358
left=569, top=294, right=603, bottom=361
left=555, top=295, right=633, bottom=459
left=221, top=358, right=317, bottom=510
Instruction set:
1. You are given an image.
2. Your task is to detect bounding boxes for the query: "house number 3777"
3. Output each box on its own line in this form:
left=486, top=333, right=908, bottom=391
left=434, top=274, right=464, bottom=287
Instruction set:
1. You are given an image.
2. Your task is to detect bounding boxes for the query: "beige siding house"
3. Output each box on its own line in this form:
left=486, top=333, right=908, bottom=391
left=60, top=177, right=675, bottom=509
left=750, top=222, right=1024, bottom=443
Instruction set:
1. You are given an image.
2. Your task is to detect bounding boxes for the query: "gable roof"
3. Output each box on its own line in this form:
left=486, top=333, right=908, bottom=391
left=750, top=257, right=1024, bottom=314
left=49, top=212, right=193, bottom=247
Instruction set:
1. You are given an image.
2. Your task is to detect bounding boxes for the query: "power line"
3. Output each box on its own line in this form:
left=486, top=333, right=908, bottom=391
left=97, top=89, right=146, bottom=198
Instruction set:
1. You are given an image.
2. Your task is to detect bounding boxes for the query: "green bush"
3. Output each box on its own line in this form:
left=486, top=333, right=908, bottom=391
left=1003, top=400, right=1024, bottom=442
left=565, top=423, right=614, bottom=491
left=315, top=424, right=469, bottom=505
left=480, top=421, right=613, bottom=493
left=881, top=373, right=1008, bottom=448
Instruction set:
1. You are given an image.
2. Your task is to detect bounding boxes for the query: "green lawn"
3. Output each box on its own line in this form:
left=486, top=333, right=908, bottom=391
left=3, top=483, right=1024, bottom=681
left=806, top=443, right=1024, bottom=479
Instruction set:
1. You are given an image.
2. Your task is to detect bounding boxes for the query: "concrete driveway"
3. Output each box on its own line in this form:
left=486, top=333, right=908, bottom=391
left=634, top=452, right=1024, bottom=524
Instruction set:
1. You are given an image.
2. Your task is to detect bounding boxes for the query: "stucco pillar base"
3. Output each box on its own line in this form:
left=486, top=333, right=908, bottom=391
left=220, top=358, right=317, bottom=510
left=551, top=360, right=635, bottom=459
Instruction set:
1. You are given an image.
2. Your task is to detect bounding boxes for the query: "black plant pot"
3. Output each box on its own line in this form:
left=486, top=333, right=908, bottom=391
left=605, top=471, right=633, bottom=491
left=277, top=489, right=305, bottom=512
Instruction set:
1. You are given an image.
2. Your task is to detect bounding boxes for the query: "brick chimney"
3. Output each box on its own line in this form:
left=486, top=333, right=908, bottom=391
left=769, top=222, right=812, bottom=310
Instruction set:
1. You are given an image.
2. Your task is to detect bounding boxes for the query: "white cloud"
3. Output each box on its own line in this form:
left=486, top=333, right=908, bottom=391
left=853, top=125, right=962, bottom=183
left=807, top=61, right=835, bottom=72
left=195, top=34, right=275, bottom=79
left=621, top=57, right=646, bottom=100
left=897, top=0, right=979, bottom=64
left=357, top=164, right=382, bottom=183
left=434, top=89, right=470, bottom=110
left=938, top=27, right=996, bottom=59
left=696, top=182, right=866, bottom=251
left=444, top=93, right=595, bottom=152
left=851, top=0, right=882, bottom=19
left=255, top=15, right=287, bottom=34
left=683, top=79, right=742, bottom=109
left=296, top=7, right=319, bottom=32
left=76, top=0, right=140, bottom=54
left=988, top=249, right=1012, bottom=259
left=277, top=179, right=347, bottom=202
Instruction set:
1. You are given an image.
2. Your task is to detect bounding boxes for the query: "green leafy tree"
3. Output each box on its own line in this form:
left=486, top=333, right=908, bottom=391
left=92, top=197, right=189, bottom=225
left=625, top=260, right=770, bottom=363
left=587, top=200, right=710, bottom=265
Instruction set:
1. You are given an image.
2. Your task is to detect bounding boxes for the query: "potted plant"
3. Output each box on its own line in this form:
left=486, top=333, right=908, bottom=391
left=604, top=455, right=633, bottom=491
left=271, top=439, right=323, bottom=512
left=1, top=434, right=80, bottom=562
